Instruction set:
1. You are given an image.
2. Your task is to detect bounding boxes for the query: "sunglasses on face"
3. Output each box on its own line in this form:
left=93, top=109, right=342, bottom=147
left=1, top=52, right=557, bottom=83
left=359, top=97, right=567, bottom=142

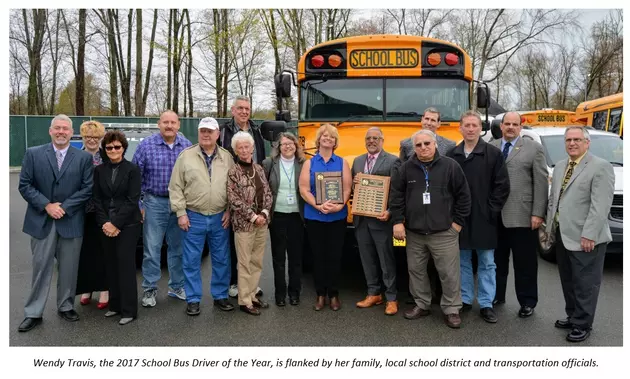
left=105, top=145, right=123, bottom=151
left=415, top=141, right=433, bottom=147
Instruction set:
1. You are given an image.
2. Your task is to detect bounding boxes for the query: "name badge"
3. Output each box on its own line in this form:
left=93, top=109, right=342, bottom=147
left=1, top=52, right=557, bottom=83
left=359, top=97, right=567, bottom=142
left=287, top=193, right=296, bottom=205
left=423, top=192, right=431, bottom=205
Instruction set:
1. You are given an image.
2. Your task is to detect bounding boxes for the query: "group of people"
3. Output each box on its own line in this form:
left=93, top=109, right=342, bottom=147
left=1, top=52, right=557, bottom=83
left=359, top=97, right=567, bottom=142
left=16, top=99, right=615, bottom=344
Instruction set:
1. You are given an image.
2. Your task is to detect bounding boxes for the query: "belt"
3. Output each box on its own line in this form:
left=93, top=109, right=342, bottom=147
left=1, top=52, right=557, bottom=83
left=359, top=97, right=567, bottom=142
left=147, top=193, right=169, bottom=198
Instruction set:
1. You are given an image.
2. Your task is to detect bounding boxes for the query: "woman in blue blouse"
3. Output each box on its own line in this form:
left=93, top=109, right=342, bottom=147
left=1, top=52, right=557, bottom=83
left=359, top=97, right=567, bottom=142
left=298, top=124, right=352, bottom=311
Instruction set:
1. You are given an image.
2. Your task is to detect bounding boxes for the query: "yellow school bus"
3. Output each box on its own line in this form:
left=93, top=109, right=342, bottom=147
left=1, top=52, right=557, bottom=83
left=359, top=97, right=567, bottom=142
left=518, top=109, right=586, bottom=127
left=575, top=93, right=623, bottom=136
left=263, top=34, right=490, bottom=225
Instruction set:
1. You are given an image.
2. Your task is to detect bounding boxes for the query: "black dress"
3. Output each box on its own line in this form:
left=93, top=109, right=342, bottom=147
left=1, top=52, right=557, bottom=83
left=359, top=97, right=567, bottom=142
left=75, top=149, right=109, bottom=295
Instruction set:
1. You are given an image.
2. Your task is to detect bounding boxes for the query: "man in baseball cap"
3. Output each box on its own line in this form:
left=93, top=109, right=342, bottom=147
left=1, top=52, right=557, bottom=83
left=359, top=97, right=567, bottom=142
left=168, top=116, right=236, bottom=316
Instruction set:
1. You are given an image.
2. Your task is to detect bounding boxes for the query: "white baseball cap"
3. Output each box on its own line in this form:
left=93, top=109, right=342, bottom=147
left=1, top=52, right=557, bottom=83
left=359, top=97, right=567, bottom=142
left=198, top=117, right=219, bottom=130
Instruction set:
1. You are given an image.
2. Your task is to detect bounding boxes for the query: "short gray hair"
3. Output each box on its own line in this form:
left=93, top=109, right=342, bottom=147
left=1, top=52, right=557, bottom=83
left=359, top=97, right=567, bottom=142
left=232, top=95, right=250, bottom=107
left=412, top=129, right=437, bottom=143
left=423, top=107, right=441, bottom=121
left=564, top=126, right=590, bottom=141
left=50, top=114, right=73, bottom=130
left=231, top=131, right=255, bottom=151
left=365, top=126, right=384, bottom=137
left=460, top=110, right=482, bottom=125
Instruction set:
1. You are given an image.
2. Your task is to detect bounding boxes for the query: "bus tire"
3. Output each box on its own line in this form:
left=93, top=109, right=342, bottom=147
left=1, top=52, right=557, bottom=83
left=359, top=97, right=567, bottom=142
left=537, top=225, right=556, bottom=263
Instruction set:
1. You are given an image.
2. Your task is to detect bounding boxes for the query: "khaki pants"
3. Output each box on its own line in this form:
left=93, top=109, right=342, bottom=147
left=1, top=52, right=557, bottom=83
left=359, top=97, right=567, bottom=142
left=407, top=228, right=462, bottom=315
left=235, top=226, right=268, bottom=306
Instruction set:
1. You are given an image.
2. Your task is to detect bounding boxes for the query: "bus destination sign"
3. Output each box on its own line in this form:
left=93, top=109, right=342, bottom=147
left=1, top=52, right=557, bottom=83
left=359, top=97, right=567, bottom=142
left=349, top=49, right=419, bottom=69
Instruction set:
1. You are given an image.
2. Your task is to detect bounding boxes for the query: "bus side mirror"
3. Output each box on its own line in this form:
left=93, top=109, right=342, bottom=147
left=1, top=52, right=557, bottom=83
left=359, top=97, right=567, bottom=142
left=482, top=120, right=490, bottom=131
left=275, top=74, right=292, bottom=98
left=491, top=120, right=502, bottom=139
left=260, top=120, right=288, bottom=142
left=275, top=110, right=291, bottom=123
left=476, top=86, right=490, bottom=109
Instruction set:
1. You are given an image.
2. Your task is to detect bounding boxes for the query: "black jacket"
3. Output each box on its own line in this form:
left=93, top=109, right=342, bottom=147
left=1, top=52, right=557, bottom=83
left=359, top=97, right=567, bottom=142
left=390, top=152, right=471, bottom=235
left=219, top=118, right=266, bottom=164
left=446, top=139, right=510, bottom=249
left=93, top=159, right=142, bottom=230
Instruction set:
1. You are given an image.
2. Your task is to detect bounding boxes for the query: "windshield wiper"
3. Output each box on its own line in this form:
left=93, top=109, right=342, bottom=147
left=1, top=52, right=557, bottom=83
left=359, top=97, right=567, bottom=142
left=336, top=114, right=380, bottom=128
left=386, top=111, right=421, bottom=118
left=610, top=161, right=623, bottom=166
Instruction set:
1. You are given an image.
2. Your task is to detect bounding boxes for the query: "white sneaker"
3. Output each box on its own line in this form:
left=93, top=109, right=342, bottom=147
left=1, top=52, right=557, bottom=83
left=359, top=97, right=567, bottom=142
left=168, top=287, right=186, bottom=301
left=228, top=284, right=238, bottom=298
left=142, top=289, right=157, bottom=307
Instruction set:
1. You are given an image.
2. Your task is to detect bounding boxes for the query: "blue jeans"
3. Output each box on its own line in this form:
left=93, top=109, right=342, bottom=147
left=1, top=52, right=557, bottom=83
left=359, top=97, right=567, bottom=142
left=460, top=249, right=496, bottom=308
left=141, top=194, right=184, bottom=291
left=182, top=210, right=230, bottom=303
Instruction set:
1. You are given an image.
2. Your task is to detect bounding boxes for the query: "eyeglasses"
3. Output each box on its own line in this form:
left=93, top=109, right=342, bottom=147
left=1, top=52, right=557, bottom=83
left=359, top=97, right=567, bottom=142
left=84, top=136, right=101, bottom=141
left=280, top=143, right=295, bottom=147
left=105, top=145, right=123, bottom=151
left=415, top=141, right=433, bottom=147
left=365, top=136, right=382, bottom=141
left=565, top=138, right=586, bottom=144
left=235, top=106, right=250, bottom=112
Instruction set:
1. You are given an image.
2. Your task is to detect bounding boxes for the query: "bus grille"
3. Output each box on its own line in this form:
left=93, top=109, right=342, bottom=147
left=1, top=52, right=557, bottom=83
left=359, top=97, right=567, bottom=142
left=610, top=195, right=623, bottom=221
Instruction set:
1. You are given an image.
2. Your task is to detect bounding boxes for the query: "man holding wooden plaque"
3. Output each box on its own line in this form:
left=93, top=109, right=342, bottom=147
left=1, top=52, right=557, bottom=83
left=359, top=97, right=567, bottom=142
left=351, top=127, right=400, bottom=316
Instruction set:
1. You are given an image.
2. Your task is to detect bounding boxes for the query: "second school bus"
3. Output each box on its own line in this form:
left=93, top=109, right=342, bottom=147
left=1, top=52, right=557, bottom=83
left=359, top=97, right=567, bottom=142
left=575, top=92, right=623, bottom=137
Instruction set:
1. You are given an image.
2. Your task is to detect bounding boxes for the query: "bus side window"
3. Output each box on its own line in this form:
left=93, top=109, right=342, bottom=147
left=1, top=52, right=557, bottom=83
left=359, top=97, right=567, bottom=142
left=607, top=107, right=622, bottom=135
left=592, top=110, right=608, bottom=130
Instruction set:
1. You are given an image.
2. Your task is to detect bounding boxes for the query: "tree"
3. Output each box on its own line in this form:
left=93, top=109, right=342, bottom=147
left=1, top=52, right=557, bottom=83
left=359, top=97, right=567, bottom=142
left=21, top=9, right=48, bottom=114
left=76, top=9, right=86, bottom=115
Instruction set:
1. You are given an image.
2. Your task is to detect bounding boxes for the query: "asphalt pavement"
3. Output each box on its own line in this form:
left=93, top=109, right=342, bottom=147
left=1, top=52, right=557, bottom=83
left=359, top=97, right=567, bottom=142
left=8, top=173, right=623, bottom=346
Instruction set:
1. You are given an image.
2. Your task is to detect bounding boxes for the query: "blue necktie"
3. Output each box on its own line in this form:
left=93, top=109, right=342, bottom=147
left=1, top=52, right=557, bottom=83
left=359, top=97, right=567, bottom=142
left=502, top=142, right=511, bottom=161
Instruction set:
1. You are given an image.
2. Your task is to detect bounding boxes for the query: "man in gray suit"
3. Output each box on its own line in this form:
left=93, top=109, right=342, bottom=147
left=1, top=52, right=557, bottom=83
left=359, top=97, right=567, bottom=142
left=399, top=107, right=457, bottom=160
left=546, top=126, right=614, bottom=343
left=491, top=112, right=548, bottom=318
left=17, top=114, right=94, bottom=332
left=352, top=127, right=400, bottom=315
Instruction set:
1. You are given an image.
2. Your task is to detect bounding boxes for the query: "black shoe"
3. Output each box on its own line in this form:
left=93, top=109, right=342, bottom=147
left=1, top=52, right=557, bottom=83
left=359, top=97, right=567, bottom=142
left=518, top=305, right=534, bottom=318
left=289, top=297, right=300, bottom=306
left=566, top=327, right=591, bottom=342
left=213, top=298, right=234, bottom=312
left=555, top=317, right=573, bottom=329
left=240, top=305, right=261, bottom=316
left=18, top=317, right=42, bottom=332
left=276, top=298, right=286, bottom=307
left=492, top=299, right=505, bottom=306
left=58, top=310, right=80, bottom=322
left=460, top=303, right=473, bottom=312
left=186, top=302, right=200, bottom=316
left=252, top=299, right=269, bottom=309
left=480, top=307, right=498, bottom=323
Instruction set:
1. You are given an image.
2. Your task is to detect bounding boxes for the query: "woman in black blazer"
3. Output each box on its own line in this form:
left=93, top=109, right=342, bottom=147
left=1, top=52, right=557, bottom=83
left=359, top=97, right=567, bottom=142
left=93, top=130, right=142, bottom=326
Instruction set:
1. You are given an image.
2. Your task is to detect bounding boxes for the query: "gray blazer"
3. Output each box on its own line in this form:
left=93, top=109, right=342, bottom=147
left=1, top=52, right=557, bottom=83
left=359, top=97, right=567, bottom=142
left=491, top=137, right=548, bottom=228
left=261, top=156, right=305, bottom=222
left=351, top=150, right=399, bottom=229
left=399, top=134, right=456, bottom=161
left=545, top=152, right=614, bottom=251
left=18, top=143, right=94, bottom=240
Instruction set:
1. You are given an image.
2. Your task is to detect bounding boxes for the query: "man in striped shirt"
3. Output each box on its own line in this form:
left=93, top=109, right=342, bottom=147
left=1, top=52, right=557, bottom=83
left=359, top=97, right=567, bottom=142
left=132, top=110, right=192, bottom=308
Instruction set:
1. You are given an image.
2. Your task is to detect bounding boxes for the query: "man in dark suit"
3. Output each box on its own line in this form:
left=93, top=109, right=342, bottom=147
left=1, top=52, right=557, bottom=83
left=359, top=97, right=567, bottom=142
left=546, top=126, right=614, bottom=342
left=399, top=107, right=457, bottom=160
left=352, top=127, right=400, bottom=315
left=490, top=112, right=548, bottom=318
left=17, top=114, right=94, bottom=332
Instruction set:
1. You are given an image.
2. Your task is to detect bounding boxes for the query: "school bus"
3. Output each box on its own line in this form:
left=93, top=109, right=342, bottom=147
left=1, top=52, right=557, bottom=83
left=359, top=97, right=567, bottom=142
left=261, top=34, right=490, bottom=227
left=489, top=109, right=586, bottom=140
left=575, top=93, right=623, bottom=137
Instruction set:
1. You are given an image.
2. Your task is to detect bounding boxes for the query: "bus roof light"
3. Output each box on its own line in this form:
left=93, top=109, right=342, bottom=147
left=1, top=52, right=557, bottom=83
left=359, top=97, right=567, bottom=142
left=445, top=53, right=459, bottom=66
left=311, top=55, right=325, bottom=68
left=328, top=54, right=342, bottom=68
left=427, top=53, right=441, bottom=66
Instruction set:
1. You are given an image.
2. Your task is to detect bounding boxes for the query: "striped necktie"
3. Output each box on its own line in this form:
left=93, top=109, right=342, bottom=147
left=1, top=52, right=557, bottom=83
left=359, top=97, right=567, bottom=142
left=56, top=150, right=64, bottom=170
left=366, top=155, right=375, bottom=174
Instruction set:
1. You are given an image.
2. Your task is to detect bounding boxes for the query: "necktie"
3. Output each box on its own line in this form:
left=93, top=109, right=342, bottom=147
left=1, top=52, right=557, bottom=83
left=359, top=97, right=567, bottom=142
left=56, top=150, right=63, bottom=170
left=555, top=161, right=577, bottom=225
left=366, top=155, right=375, bottom=174
left=502, top=142, right=511, bottom=161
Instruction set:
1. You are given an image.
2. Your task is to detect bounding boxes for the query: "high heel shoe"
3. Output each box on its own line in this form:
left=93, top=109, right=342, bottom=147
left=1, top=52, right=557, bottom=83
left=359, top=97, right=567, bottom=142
left=80, top=293, right=92, bottom=305
left=97, top=301, right=109, bottom=310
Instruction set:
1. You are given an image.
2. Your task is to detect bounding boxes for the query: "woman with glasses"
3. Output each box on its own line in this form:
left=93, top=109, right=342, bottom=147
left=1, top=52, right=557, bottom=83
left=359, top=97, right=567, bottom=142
left=93, top=130, right=142, bottom=325
left=262, top=133, right=306, bottom=306
left=76, top=121, right=110, bottom=309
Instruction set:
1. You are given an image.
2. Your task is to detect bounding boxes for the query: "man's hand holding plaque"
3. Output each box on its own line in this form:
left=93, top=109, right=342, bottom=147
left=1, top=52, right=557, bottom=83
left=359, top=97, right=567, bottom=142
left=351, top=173, right=391, bottom=218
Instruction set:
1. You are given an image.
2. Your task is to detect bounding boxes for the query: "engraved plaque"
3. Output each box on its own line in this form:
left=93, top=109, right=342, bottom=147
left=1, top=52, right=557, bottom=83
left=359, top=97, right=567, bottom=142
left=351, top=173, right=390, bottom=218
left=315, top=171, right=344, bottom=204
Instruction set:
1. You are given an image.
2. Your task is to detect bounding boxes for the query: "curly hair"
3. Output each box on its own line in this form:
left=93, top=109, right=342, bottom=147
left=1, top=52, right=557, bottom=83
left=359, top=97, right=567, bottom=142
left=101, top=130, right=129, bottom=154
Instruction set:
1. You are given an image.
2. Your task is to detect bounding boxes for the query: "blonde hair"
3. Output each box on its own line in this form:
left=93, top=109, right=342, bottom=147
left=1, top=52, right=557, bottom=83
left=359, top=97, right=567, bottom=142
left=315, top=123, right=339, bottom=150
left=79, top=120, right=106, bottom=138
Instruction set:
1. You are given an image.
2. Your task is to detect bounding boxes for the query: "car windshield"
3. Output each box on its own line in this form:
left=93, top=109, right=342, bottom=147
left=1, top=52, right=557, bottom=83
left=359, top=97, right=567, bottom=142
left=541, top=134, right=624, bottom=167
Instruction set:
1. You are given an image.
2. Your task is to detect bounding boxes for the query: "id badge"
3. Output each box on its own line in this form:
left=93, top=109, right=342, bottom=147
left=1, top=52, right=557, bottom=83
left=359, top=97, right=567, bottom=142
left=422, top=192, right=431, bottom=205
left=287, top=193, right=296, bottom=205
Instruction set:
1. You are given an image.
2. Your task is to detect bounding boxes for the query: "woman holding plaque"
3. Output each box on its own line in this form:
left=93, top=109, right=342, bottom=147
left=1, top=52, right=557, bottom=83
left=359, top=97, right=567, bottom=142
left=298, top=124, right=352, bottom=311
left=262, top=133, right=306, bottom=307
left=228, top=132, right=274, bottom=316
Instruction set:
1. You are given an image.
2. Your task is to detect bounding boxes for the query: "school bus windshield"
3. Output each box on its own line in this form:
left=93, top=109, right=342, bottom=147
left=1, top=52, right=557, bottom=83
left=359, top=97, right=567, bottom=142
left=300, top=78, right=470, bottom=123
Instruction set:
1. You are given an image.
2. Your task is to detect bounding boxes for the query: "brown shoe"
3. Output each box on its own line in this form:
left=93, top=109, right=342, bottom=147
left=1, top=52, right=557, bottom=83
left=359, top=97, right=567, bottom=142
left=444, top=313, right=461, bottom=329
left=329, top=296, right=341, bottom=311
left=385, top=301, right=398, bottom=316
left=313, top=296, right=326, bottom=311
left=356, top=294, right=384, bottom=308
left=404, top=306, right=431, bottom=320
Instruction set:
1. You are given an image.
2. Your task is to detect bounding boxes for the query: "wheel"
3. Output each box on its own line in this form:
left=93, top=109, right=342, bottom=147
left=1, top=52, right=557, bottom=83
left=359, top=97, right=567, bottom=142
left=537, top=223, right=556, bottom=262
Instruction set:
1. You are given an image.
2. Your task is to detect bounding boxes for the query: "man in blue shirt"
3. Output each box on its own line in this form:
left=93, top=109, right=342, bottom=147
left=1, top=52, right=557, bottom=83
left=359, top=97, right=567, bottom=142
left=132, top=110, right=192, bottom=308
